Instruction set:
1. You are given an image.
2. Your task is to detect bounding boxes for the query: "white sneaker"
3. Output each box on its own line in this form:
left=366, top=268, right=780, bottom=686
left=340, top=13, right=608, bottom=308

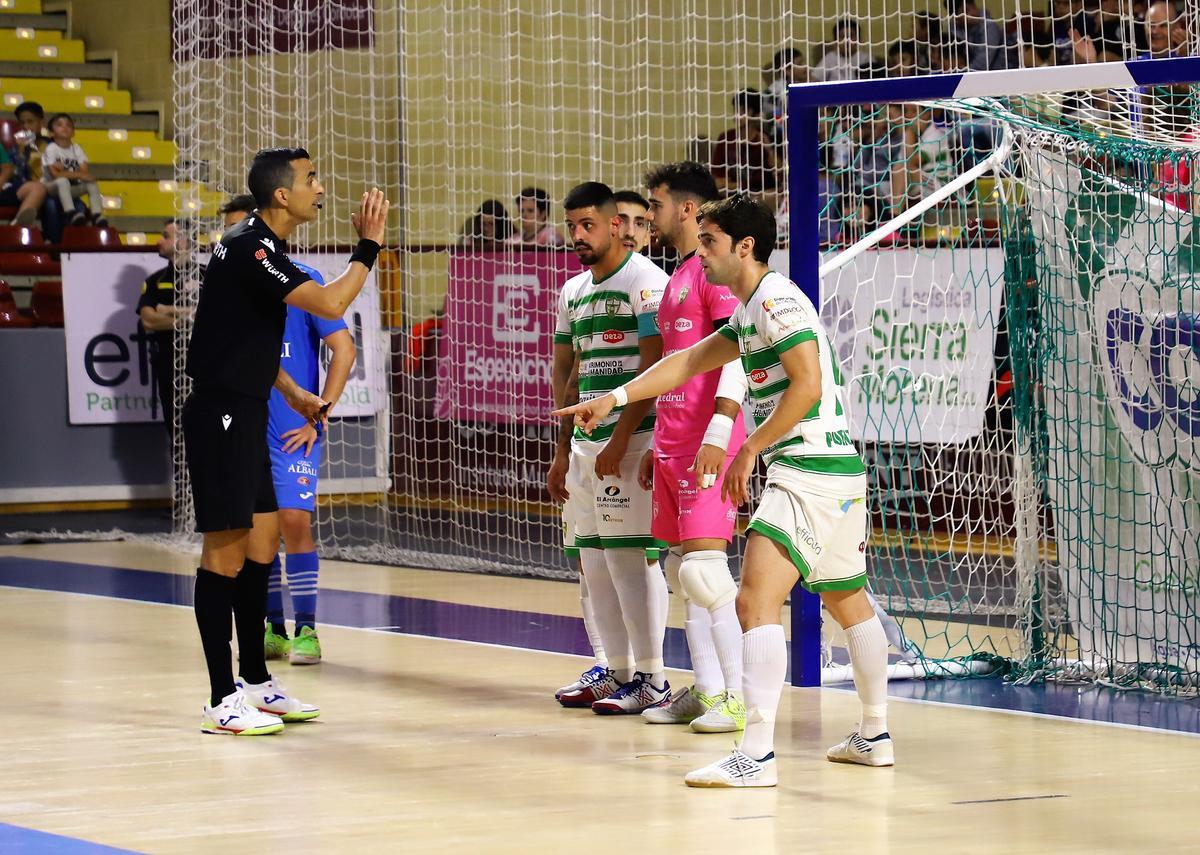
left=236, top=678, right=320, bottom=722
left=201, top=689, right=284, bottom=735
left=690, top=690, right=747, bottom=733
left=685, top=749, right=777, bottom=788
left=556, top=663, right=608, bottom=701
left=641, top=685, right=716, bottom=724
left=592, top=672, right=671, bottom=715
left=826, top=731, right=894, bottom=767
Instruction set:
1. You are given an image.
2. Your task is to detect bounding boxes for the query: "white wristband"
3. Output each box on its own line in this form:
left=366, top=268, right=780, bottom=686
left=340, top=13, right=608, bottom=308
left=702, top=413, right=735, bottom=451
left=611, top=385, right=629, bottom=407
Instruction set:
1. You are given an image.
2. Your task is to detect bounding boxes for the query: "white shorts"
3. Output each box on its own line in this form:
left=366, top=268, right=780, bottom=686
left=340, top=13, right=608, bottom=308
left=748, top=461, right=868, bottom=593
left=566, top=442, right=661, bottom=554
left=561, top=484, right=579, bottom=558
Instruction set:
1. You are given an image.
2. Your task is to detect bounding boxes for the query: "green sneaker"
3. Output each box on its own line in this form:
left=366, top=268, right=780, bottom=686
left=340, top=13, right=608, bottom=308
left=263, top=622, right=291, bottom=660
left=290, top=625, right=322, bottom=665
left=690, top=690, right=747, bottom=733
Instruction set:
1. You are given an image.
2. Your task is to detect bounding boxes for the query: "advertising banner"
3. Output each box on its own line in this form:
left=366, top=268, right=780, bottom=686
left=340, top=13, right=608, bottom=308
left=436, top=250, right=582, bottom=425
left=63, top=252, right=384, bottom=424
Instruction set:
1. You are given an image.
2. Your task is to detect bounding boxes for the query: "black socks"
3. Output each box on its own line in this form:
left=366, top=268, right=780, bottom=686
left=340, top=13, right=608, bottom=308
left=194, top=569, right=235, bottom=707
left=233, top=558, right=272, bottom=686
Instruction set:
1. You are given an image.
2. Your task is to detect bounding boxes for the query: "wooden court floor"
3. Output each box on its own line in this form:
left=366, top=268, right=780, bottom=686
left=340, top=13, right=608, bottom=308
left=1, top=542, right=1198, bottom=854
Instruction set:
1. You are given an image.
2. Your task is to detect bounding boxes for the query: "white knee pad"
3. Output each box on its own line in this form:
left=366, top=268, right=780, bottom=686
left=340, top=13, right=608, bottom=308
left=678, top=550, right=737, bottom=611
left=664, top=547, right=686, bottom=602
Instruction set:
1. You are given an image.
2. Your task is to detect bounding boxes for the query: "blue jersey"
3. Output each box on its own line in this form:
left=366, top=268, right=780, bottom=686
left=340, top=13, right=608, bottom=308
left=267, top=262, right=348, bottom=439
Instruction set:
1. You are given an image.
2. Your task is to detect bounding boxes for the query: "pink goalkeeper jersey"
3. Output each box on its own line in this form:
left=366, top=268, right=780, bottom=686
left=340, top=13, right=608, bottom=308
left=653, top=253, right=747, bottom=458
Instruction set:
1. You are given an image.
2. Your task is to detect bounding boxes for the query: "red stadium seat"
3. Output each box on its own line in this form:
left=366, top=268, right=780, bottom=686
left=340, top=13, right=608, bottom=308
left=0, top=224, right=45, bottom=247
left=30, top=279, right=63, bottom=327
left=60, top=226, right=122, bottom=249
left=0, top=120, right=16, bottom=153
left=0, top=252, right=58, bottom=276
left=0, top=278, right=31, bottom=328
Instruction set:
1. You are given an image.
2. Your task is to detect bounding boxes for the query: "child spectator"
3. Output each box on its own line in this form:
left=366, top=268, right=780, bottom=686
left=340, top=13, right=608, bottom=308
left=42, top=113, right=106, bottom=227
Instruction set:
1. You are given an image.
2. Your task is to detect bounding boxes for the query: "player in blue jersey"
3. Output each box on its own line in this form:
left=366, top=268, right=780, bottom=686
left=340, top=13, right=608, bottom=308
left=221, top=195, right=358, bottom=665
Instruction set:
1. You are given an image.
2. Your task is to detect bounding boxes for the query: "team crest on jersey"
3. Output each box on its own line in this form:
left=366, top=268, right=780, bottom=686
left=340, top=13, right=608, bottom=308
left=677, top=285, right=689, bottom=304
left=605, top=296, right=621, bottom=316
left=255, top=248, right=267, bottom=260
left=297, top=476, right=310, bottom=486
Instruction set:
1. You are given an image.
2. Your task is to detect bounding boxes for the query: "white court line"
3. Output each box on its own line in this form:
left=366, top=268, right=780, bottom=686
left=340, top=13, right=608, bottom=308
left=5, top=583, right=1199, bottom=739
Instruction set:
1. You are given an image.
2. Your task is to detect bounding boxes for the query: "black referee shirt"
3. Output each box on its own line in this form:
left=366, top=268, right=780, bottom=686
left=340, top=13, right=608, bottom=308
left=185, top=215, right=311, bottom=400
left=135, top=262, right=177, bottom=353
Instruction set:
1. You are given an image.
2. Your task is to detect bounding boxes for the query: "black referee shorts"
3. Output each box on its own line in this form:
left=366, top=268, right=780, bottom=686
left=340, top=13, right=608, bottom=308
left=182, top=388, right=278, bottom=532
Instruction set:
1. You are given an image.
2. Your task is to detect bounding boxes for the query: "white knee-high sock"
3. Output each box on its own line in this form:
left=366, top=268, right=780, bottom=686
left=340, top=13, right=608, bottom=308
left=738, top=624, right=788, bottom=760
left=604, top=548, right=668, bottom=684
left=708, top=600, right=743, bottom=694
left=578, top=570, right=606, bottom=666
left=845, top=614, right=889, bottom=738
left=579, top=548, right=632, bottom=681
left=685, top=602, right=722, bottom=696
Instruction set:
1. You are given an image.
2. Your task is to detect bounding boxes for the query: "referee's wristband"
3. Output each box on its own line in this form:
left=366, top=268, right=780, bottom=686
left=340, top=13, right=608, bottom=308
left=350, top=239, right=381, bottom=271
left=611, top=385, right=629, bottom=407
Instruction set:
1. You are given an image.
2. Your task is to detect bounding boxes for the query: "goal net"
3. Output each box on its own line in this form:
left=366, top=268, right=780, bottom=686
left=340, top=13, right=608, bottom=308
left=792, top=57, right=1200, bottom=692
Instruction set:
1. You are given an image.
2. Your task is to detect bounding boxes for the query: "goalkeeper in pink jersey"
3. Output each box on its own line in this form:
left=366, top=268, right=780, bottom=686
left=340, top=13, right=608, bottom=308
left=637, top=162, right=750, bottom=733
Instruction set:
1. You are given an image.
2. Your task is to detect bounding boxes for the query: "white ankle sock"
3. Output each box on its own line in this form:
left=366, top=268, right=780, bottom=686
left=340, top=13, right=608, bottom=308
left=579, top=549, right=632, bottom=681
left=845, top=615, right=889, bottom=739
left=605, top=548, right=667, bottom=683
left=684, top=602, right=722, bottom=695
left=709, top=600, right=743, bottom=694
left=738, top=624, right=787, bottom=760
left=578, top=572, right=606, bottom=666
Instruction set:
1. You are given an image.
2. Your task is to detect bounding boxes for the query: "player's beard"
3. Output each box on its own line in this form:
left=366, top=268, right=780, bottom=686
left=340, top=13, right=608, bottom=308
left=574, top=242, right=601, bottom=265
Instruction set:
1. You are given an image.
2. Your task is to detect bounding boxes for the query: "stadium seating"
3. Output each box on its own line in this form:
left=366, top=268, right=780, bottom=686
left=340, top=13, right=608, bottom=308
left=0, top=278, right=30, bottom=327
left=29, top=277, right=61, bottom=326
left=60, top=225, right=120, bottom=249
left=0, top=2, right=220, bottom=239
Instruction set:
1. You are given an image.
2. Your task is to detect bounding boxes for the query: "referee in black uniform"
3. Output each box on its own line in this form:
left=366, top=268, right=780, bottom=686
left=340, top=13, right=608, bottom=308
left=185, top=147, right=388, bottom=734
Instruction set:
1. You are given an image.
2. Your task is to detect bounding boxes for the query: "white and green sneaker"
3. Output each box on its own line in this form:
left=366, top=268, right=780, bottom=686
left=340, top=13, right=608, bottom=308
left=690, top=690, right=747, bottom=733
left=236, top=678, right=320, bottom=722
left=685, top=749, right=777, bottom=788
left=641, top=685, right=718, bottom=724
left=290, top=626, right=322, bottom=665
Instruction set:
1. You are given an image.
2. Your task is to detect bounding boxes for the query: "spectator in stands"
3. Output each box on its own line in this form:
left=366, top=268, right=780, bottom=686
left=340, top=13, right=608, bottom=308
left=709, top=90, right=778, bottom=202
left=913, top=11, right=944, bottom=73
left=847, top=103, right=918, bottom=238
left=459, top=198, right=512, bottom=248
left=507, top=186, right=564, bottom=246
left=887, top=39, right=920, bottom=75
left=947, top=0, right=1009, bottom=69
left=1091, top=0, right=1138, bottom=58
left=42, top=113, right=107, bottom=227
left=812, top=19, right=872, bottom=82
left=613, top=190, right=651, bottom=254
left=0, top=141, right=46, bottom=226
left=761, top=46, right=806, bottom=123
left=1144, top=0, right=1189, bottom=58
left=13, top=101, right=50, bottom=177
left=136, top=218, right=194, bottom=441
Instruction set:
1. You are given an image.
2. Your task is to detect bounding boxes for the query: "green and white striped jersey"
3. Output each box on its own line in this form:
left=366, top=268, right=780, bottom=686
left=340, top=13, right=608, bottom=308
left=554, top=251, right=666, bottom=449
left=717, top=271, right=865, bottom=482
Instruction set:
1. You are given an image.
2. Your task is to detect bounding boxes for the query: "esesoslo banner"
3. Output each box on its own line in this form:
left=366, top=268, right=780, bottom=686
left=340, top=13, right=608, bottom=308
left=1029, top=153, right=1200, bottom=676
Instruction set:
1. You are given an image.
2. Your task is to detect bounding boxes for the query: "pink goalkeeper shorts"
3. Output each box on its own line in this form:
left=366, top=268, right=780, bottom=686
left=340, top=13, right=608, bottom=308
left=651, top=454, right=738, bottom=544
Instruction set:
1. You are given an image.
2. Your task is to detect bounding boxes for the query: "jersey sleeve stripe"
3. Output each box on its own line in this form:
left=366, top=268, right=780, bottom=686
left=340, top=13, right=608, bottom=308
left=773, top=329, right=817, bottom=354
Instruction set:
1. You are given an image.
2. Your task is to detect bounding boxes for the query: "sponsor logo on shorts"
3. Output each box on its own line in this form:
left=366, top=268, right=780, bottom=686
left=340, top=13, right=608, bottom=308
left=726, top=508, right=736, bottom=521
left=858, top=541, right=866, bottom=553
left=299, top=492, right=314, bottom=500
left=674, top=318, right=693, bottom=332
left=678, top=479, right=689, bottom=488
left=601, top=513, right=624, bottom=523
left=750, top=369, right=769, bottom=384
left=797, top=527, right=823, bottom=555
left=297, top=476, right=310, bottom=485
left=287, top=460, right=318, bottom=477
left=602, top=330, right=625, bottom=344
left=604, top=485, right=621, bottom=497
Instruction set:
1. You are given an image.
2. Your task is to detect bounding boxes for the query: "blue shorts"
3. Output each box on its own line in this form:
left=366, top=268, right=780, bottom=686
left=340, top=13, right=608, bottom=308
left=268, top=433, right=322, bottom=513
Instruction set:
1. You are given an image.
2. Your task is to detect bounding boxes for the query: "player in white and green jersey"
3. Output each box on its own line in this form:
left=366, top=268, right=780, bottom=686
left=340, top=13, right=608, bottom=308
left=555, top=194, right=893, bottom=786
left=547, top=181, right=671, bottom=715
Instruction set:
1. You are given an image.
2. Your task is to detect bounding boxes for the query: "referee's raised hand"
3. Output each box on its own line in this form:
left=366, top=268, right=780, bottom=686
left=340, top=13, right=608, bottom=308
left=352, top=188, right=389, bottom=245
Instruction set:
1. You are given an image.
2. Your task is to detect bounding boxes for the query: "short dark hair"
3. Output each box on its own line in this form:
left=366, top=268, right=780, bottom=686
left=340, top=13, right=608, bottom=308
left=515, top=186, right=551, bottom=214
left=247, top=147, right=311, bottom=208
left=219, top=194, right=257, bottom=216
left=770, top=47, right=800, bottom=72
left=696, top=193, right=777, bottom=263
left=14, top=101, right=43, bottom=119
left=833, top=18, right=859, bottom=36
left=733, top=90, right=764, bottom=117
left=164, top=217, right=197, bottom=236
left=47, top=112, right=73, bottom=132
left=643, top=161, right=719, bottom=204
left=613, top=190, right=649, bottom=209
left=563, top=181, right=616, bottom=213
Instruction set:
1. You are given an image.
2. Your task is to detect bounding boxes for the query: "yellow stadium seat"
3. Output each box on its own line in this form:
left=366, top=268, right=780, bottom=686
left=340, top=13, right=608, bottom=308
left=0, top=0, right=44, bottom=15
left=93, top=181, right=222, bottom=219
left=0, top=30, right=85, bottom=63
